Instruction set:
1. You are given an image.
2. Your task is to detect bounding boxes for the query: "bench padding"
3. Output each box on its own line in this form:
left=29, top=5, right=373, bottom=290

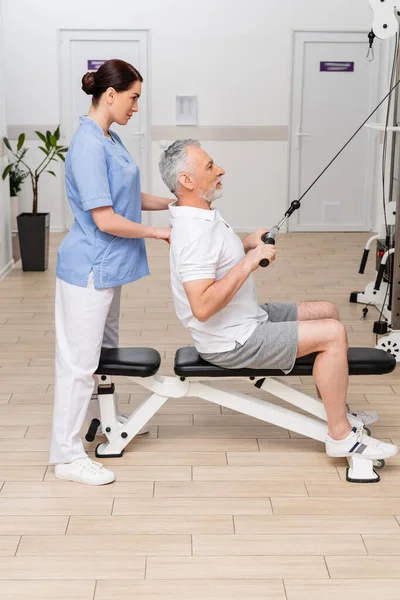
left=96, top=347, right=161, bottom=378
left=174, top=347, right=396, bottom=378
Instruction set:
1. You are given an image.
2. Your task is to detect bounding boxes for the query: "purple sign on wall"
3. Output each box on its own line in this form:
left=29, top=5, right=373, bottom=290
left=320, top=61, right=354, bottom=72
left=87, top=60, right=107, bottom=71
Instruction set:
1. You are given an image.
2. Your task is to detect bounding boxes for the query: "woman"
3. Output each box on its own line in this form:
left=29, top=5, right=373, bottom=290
left=50, top=59, right=171, bottom=485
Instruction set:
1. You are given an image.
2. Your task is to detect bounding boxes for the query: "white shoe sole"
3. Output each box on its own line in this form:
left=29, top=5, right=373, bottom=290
left=326, top=445, right=398, bottom=461
left=55, top=471, right=115, bottom=486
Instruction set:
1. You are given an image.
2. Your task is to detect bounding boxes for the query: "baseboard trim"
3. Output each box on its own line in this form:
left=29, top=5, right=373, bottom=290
left=0, top=258, right=14, bottom=281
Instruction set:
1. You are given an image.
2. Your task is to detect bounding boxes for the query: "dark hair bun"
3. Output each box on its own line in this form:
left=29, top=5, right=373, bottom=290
left=82, top=72, right=95, bottom=95
left=80, top=60, right=143, bottom=105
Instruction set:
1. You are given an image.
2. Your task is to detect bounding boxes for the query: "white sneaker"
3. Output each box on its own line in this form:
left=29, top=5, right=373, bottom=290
left=326, top=426, right=398, bottom=461
left=346, top=404, right=379, bottom=426
left=99, top=413, right=150, bottom=436
left=54, top=457, right=115, bottom=485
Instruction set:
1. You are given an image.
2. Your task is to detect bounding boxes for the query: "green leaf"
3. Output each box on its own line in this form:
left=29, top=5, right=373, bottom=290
left=49, top=134, right=57, bottom=147
left=3, top=137, right=12, bottom=151
left=47, top=170, right=56, bottom=177
left=17, top=133, right=25, bottom=152
left=46, top=130, right=52, bottom=144
left=35, top=131, right=47, bottom=144
left=38, top=146, right=48, bottom=155
left=58, top=147, right=68, bottom=153
left=2, top=163, right=13, bottom=180
left=54, top=126, right=60, bottom=141
left=57, top=153, right=65, bottom=162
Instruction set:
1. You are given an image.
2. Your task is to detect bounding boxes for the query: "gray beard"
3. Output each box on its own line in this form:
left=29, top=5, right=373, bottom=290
left=200, top=187, right=223, bottom=205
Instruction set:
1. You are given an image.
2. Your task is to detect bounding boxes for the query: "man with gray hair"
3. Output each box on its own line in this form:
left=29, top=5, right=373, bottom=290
left=158, top=139, right=397, bottom=462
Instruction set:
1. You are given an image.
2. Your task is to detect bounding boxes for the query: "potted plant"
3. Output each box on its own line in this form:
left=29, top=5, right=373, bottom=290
left=2, top=127, right=68, bottom=271
left=8, top=158, right=29, bottom=233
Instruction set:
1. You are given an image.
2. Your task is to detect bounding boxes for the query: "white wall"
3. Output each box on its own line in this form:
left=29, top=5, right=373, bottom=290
left=2, top=0, right=385, bottom=231
left=0, top=0, right=13, bottom=278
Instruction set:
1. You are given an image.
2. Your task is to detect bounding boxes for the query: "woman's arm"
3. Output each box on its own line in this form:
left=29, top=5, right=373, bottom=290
left=141, top=193, right=172, bottom=211
left=91, top=206, right=170, bottom=241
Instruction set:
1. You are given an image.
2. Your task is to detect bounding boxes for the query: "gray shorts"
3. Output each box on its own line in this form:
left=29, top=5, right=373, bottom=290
left=200, top=302, right=299, bottom=374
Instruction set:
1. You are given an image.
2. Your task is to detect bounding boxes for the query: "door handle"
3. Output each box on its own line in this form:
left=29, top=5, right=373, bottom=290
left=295, top=128, right=311, bottom=150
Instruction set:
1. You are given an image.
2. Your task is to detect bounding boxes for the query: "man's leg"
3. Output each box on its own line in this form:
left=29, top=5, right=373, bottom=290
left=296, top=302, right=380, bottom=427
left=297, top=301, right=339, bottom=401
left=265, top=300, right=342, bottom=407
left=297, top=318, right=351, bottom=440
left=297, top=318, right=397, bottom=459
left=202, top=307, right=397, bottom=459
left=297, top=301, right=339, bottom=322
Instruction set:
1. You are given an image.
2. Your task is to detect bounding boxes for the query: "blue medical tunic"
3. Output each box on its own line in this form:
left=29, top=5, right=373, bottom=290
left=56, top=116, right=149, bottom=289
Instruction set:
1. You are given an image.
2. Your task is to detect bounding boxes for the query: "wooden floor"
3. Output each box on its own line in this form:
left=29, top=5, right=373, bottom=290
left=0, top=231, right=399, bottom=599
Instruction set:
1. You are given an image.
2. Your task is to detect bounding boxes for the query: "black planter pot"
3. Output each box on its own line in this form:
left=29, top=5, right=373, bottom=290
left=16, top=213, right=50, bottom=271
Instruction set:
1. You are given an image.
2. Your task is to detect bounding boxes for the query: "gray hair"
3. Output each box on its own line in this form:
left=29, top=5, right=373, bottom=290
left=158, top=139, right=201, bottom=194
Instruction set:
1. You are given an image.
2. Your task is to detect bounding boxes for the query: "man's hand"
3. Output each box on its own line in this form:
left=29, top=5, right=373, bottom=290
left=243, top=228, right=269, bottom=252
left=244, top=242, right=276, bottom=272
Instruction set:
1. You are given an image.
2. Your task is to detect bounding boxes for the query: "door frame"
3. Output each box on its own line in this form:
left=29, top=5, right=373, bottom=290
left=288, top=30, right=382, bottom=232
left=58, top=29, right=152, bottom=230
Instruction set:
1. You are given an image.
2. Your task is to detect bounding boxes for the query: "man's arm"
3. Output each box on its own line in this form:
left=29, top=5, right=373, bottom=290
left=183, top=243, right=276, bottom=322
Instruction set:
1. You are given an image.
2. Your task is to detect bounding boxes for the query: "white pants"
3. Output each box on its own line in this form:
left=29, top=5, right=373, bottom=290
left=50, top=273, right=121, bottom=464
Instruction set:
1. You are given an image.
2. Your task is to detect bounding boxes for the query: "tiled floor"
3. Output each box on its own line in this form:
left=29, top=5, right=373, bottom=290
left=0, top=231, right=399, bottom=599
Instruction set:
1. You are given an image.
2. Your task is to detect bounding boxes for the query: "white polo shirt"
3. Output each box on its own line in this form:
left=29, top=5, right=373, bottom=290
left=169, top=201, right=268, bottom=353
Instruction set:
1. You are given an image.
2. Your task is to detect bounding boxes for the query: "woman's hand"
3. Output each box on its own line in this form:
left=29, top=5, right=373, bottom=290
left=152, top=226, right=171, bottom=243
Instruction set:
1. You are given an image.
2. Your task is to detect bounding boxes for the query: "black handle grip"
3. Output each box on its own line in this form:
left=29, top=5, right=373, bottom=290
left=374, top=263, right=386, bottom=291
left=358, top=249, right=369, bottom=274
left=261, top=232, right=271, bottom=244
left=260, top=233, right=276, bottom=268
left=85, top=418, right=101, bottom=442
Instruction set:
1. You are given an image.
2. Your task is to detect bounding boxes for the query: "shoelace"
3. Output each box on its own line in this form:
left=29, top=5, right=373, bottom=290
left=79, top=458, right=104, bottom=474
left=353, top=426, right=381, bottom=448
